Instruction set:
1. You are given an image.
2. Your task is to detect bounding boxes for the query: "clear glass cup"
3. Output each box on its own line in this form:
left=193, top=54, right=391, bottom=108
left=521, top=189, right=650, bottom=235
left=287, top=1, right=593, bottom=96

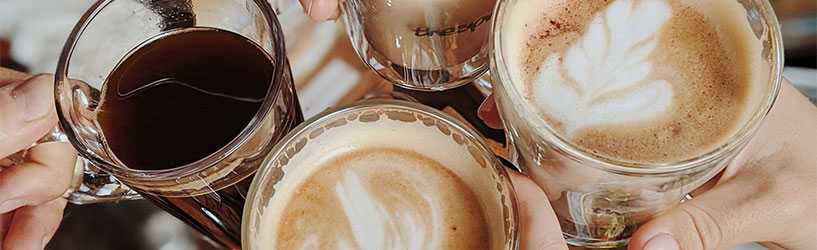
left=242, top=100, right=519, bottom=249
left=39, top=0, right=303, bottom=248
left=341, top=0, right=496, bottom=91
left=489, top=0, right=783, bottom=247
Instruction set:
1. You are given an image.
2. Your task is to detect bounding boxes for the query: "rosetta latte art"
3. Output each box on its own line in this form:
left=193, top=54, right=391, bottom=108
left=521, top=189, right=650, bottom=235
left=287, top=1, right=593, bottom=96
left=533, top=0, right=673, bottom=136
left=269, top=147, right=490, bottom=250
left=333, top=171, right=439, bottom=250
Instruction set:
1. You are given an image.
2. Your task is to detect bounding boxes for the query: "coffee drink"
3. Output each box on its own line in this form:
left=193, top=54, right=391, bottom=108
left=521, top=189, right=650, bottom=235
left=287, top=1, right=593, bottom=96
left=500, top=0, right=764, bottom=163
left=250, top=104, right=514, bottom=249
left=265, top=148, right=490, bottom=249
left=97, top=27, right=303, bottom=249
left=99, top=27, right=270, bottom=170
left=343, top=0, right=496, bottom=89
left=356, top=0, right=494, bottom=70
left=492, top=0, right=778, bottom=246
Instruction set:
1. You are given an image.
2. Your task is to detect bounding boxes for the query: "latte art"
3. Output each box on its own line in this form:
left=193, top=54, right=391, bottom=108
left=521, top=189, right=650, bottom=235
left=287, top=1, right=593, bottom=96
left=533, top=0, right=673, bottom=136
left=268, top=148, right=490, bottom=250
left=291, top=148, right=488, bottom=250
left=504, top=0, right=763, bottom=163
left=253, top=106, right=511, bottom=250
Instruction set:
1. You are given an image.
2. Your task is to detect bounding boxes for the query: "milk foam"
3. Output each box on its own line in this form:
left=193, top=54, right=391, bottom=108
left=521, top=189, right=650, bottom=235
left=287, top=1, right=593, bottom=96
left=502, top=0, right=763, bottom=162
left=533, top=0, right=673, bottom=136
left=332, top=152, right=443, bottom=250
left=255, top=109, right=508, bottom=249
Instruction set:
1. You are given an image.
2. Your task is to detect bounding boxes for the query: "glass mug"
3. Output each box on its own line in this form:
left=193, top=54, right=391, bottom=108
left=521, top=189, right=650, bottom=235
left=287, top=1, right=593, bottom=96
left=341, top=0, right=496, bottom=91
left=242, top=100, right=519, bottom=249
left=490, top=0, right=782, bottom=247
left=10, top=0, right=302, bottom=248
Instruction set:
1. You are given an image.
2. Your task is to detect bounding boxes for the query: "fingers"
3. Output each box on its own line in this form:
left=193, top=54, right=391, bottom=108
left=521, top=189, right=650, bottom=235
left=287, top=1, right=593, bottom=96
left=0, top=68, right=30, bottom=85
left=0, top=142, right=76, bottom=214
left=0, top=211, right=12, bottom=246
left=508, top=171, right=568, bottom=250
left=0, top=68, right=72, bottom=249
left=300, top=0, right=342, bottom=21
left=478, top=94, right=504, bottom=129
left=628, top=162, right=815, bottom=250
left=0, top=69, right=58, bottom=158
left=2, top=198, right=67, bottom=250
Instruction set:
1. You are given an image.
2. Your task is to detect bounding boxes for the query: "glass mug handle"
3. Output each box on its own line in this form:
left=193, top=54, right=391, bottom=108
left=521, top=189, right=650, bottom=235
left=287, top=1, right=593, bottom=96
left=3, top=126, right=141, bottom=204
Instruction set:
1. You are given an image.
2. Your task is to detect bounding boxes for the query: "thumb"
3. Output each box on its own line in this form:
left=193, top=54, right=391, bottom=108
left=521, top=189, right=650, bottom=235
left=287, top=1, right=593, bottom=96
left=628, top=170, right=808, bottom=250
left=0, top=69, right=57, bottom=158
left=507, top=170, right=568, bottom=250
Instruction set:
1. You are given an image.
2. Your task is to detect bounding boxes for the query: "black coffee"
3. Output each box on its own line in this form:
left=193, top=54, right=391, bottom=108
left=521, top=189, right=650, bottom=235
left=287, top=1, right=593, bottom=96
left=97, top=27, right=303, bottom=249
left=99, top=27, right=271, bottom=171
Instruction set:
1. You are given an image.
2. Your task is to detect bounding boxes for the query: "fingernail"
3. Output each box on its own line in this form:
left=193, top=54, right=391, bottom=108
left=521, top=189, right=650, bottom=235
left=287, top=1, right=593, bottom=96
left=329, top=7, right=342, bottom=20
left=300, top=0, right=313, bottom=16
left=644, top=233, right=680, bottom=250
left=477, top=104, right=493, bottom=121
left=42, top=235, right=51, bottom=249
left=478, top=99, right=495, bottom=114
left=0, top=199, right=26, bottom=214
left=12, top=75, right=53, bottom=122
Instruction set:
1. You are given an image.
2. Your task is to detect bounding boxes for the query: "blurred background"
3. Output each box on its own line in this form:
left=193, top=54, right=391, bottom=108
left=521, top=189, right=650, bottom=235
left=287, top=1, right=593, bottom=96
left=0, top=0, right=814, bottom=249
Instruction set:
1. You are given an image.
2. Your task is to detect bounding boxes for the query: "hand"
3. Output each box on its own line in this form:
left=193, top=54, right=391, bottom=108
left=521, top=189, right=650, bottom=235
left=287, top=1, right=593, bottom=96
left=628, top=81, right=817, bottom=250
left=478, top=79, right=817, bottom=250
left=507, top=171, right=569, bottom=250
left=299, top=0, right=343, bottom=21
left=0, top=68, right=77, bottom=250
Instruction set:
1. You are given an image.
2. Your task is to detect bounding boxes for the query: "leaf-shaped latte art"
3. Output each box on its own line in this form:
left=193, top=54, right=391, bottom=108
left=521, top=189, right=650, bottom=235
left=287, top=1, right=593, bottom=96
left=333, top=171, right=434, bottom=250
left=533, top=0, right=674, bottom=136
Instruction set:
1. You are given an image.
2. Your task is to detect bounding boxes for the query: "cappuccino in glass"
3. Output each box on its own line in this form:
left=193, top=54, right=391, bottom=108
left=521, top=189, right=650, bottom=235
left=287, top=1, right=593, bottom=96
left=243, top=101, right=518, bottom=249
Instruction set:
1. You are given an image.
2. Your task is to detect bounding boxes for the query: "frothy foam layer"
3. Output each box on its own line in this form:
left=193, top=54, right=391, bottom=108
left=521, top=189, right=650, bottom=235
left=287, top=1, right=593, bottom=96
left=502, top=0, right=762, bottom=163
left=533, top=0, right=673, bottom=136
left=272, top=148, right=488, bottom=250
left=255, top=108, right=509, bottom=249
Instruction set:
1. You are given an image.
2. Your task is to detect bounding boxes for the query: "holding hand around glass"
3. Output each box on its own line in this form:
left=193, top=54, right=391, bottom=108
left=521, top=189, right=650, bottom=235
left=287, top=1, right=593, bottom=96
left=0, top=69, right=76, bottom=250
left=3, top=0, right=303, bottom=249
left=482, top=79, right=817, bottom=250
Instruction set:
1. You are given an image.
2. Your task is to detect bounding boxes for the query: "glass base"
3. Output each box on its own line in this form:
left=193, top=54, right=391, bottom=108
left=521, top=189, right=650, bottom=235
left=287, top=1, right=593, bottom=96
left=565, top=234, right=631, bottom=249
left=472, top=71, right=493, bottom=96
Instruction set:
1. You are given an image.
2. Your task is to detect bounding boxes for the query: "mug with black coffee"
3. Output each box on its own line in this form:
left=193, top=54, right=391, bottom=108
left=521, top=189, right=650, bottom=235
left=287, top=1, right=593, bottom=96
left=18, top=0, right=303, bottom=248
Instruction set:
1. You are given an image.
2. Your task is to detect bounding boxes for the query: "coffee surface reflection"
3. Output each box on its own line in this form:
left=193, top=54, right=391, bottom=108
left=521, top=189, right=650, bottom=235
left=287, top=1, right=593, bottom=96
left=95, top=27, right=303, bottom=249
left=99, top=27, right=270, bottom=170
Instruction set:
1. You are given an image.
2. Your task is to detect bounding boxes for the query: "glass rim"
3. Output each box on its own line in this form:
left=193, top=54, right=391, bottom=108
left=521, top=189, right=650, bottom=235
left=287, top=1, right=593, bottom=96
left=489, top=0, right=784, bottom=175
left=54, top=0, right=288, bottom=181
left=241, top=99, right=520, bottom=249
